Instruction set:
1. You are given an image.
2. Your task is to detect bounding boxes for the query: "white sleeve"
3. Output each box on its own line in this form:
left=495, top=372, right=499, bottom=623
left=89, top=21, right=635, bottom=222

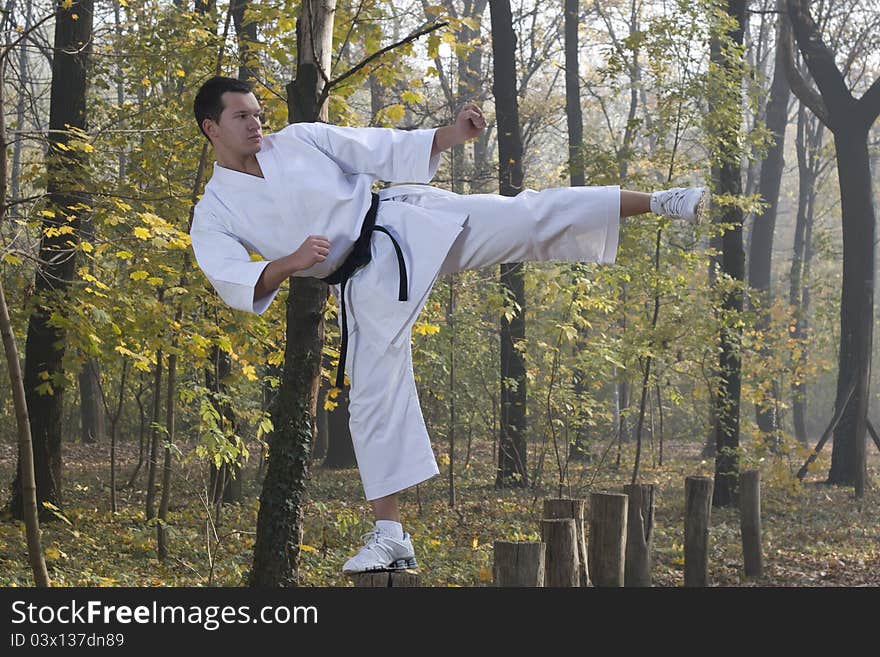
left=190, top=222, right=279, bottom=315
left=288, top=123, right=441, bottom=183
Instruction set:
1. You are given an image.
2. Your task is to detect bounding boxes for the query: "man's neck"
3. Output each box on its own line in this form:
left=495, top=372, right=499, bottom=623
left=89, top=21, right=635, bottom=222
left=215, top=152, right=263, bottom=178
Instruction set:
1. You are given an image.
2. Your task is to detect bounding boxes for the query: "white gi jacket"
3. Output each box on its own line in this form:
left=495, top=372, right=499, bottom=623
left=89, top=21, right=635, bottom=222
left=190, top=123, right=468, bottom=352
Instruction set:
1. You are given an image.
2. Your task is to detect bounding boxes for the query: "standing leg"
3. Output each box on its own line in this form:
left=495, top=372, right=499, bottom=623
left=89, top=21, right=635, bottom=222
left=341, top=319, right=433, bottom=574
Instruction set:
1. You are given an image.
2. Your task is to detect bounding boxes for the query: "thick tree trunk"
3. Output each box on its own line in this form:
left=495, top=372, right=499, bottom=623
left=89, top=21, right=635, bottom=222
left=828, top=127, right=873, bottom=488
left=784, top=0, right=880, bottom=490
left=9, top=0, right=95, bottom=520
left=490, top=0, right=528, bottom=488
left=748, top=3, right=790, bottom=446
left=251, top=0, right=335, bottom=586
left=711, top=0, right=746, bottom=508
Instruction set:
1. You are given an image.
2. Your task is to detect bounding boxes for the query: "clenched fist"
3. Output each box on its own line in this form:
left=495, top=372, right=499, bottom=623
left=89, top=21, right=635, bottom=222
left=294, top=234, right=331, bottom=270
left=455, top=102, right=487, bottom=141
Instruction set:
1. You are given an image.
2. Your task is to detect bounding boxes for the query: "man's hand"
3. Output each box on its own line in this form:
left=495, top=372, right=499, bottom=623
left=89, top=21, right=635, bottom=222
left=455, top=102, right=487, bottom=141
left=254, top=235, right=330, bottom=303
left=292, top=234, right=331, bottom=270
left=432, top=103, right=487, bottom=157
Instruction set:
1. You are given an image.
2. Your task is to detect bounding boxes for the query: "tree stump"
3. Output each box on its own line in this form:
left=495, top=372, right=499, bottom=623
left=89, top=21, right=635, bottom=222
left=541, top=519, right=579, bottom=587
left=350, top=571, right=421, bottom=587
left=543, top=498, right=590, bottom=586
left=493, top=541, right=545, bottom=586
left=739, top=469, right=762, bottom=578
left=684, top=476, right=713, bottom=587
left=588, top=492, right=627, bottom=587
left=623, top=483, right=655, bottom=587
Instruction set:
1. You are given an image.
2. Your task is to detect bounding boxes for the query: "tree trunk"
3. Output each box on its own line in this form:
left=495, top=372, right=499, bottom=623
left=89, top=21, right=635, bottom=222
left=789, top=101, right=822, bottom=445
left=747, top=2, right=789, bottom=446
left=9, top=0, right=95, bottom=520
left=710, top=0, right=746, bottom=508
left=78, top=360, right=104, bottom=445
left=206, top=345, right=241, bottom=504
left=322, top=384, right=356, bottom=468
left=157, top=329, right=179, bottom=561
left=145, top=344, right=163, bottom=521
left=490, top=0, right=528, bottom=488
left=251, top=0, right=336, bottom=586
left=0, top=58, right=49, bottom=586
left=828, top=126, right=873, bottom=489
left=785, top=0, right=880, bottom=494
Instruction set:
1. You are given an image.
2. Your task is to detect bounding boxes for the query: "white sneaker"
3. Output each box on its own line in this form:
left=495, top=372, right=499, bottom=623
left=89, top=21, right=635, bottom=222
left=342, top=528, right=418, bottom=574
left=650, top=186, right=709, bottom=225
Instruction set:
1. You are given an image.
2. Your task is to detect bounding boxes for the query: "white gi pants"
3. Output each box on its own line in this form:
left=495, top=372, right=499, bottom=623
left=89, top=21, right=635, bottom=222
left=345, top=184, right=621, bottom=500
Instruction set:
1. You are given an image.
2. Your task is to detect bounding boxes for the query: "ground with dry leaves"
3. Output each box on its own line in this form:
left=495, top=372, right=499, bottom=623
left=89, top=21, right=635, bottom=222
left=0, top=435, right=877, bottom=587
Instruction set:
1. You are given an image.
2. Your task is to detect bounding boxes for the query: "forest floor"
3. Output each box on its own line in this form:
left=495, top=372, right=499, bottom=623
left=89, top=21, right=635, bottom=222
left=0, top=433, right=878, bottom=587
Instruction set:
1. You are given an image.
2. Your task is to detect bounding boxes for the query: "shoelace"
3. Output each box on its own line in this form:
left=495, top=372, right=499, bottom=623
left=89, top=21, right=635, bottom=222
left=356, top=530, right=392, bottom=561
left=659, top=189, right=691, bottom=217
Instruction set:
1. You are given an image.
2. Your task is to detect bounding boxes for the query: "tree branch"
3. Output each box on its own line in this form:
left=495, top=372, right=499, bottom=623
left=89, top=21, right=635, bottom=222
left=786, top=0, right=851, bottom=125
left=319, top=21, right=448, bottom=109
left=858, top=75, right=880, bottom=127
left=780, top=7, right=829, bottom=127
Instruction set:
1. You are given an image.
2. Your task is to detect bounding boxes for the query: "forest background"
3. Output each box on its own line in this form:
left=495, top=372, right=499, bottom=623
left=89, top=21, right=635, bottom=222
left=0, top=0, right=878, bottom=587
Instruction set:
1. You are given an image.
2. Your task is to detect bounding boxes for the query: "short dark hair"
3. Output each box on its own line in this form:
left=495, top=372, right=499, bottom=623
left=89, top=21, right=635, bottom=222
left=193, top=76, right=254, bottom=138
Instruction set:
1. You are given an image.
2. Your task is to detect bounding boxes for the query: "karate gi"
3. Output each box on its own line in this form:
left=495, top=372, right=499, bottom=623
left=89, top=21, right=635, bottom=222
left=190, top=122, right=620, bottom=501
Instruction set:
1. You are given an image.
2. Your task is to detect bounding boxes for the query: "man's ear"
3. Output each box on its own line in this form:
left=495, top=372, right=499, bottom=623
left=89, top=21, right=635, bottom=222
left=202, top=117, right=218, bottom=139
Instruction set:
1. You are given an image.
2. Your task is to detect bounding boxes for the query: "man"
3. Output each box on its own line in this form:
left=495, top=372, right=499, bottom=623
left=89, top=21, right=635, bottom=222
left=190, top=75, right=707, bottom=575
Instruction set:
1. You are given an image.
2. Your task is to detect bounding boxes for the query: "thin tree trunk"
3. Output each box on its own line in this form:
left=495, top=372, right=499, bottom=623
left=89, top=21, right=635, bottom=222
left=490, top=0, right=528, bottom=488
left=0, top=55, right=49, bottom=586
left=748, top=2, right=790, bottom=447
left=145, top=344, right=163, bottom=521
left=157, top=324, right=179, bottom=561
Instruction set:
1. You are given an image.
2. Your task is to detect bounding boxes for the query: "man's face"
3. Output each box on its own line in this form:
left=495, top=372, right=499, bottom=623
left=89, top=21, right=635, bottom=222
left=203, top=91, right=263, bottom=156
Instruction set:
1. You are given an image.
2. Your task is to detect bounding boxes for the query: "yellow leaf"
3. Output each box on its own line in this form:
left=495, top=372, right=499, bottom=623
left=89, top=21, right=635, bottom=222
left=133, top=227, right=150, bottom=239
left=60, top=0, right=73, bottom=9
left=471, top=536, right=479, bottom=549
left=299, top=544, right=317, bottom=553
left=130, top=270, right=149, bottom=281
left=176, top=69, right=186, bottom=78
left=40, top=209, right=55, bottom=218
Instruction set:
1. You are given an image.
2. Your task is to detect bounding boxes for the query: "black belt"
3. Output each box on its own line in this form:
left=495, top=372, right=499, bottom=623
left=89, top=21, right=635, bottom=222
left=321, top=192, right=408, bottom=389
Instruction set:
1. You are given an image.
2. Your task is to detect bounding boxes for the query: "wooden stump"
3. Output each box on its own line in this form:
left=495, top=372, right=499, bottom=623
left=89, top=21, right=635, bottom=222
left=541, top=519, right=579, bottom=587
left=623, top=483, right=655, bottom=587
left=543, top=498, right=590, bottom=586
left=739, top=469, right=762, bottom=578
left=588, top=492, right=628, bottom=587
left=493, top=541, right=545, bottom=586
left=684, top=476, right=713, bottom=587
left=350, top=571, right=421, bottom=587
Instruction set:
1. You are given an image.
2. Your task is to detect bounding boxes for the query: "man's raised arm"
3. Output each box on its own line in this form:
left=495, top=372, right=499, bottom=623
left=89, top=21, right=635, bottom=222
left=431, top=102, right=487, bottom=158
